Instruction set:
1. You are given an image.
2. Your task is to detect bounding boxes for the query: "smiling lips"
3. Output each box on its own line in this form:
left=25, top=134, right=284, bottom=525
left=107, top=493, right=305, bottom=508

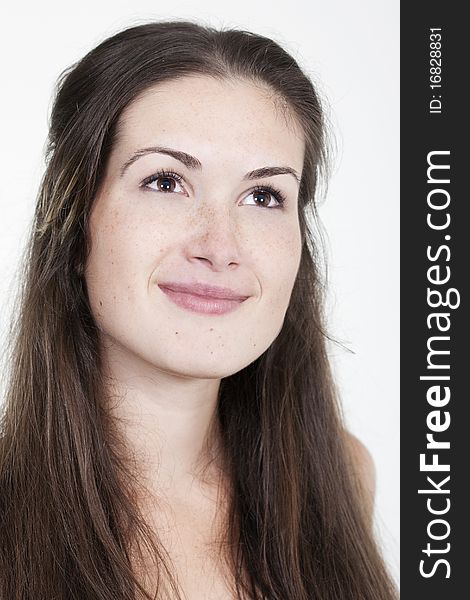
left=157, top=281, right=250, bottom=315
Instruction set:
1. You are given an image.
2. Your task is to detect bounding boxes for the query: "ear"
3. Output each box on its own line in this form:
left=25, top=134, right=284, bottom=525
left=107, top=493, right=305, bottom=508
left=343, top=430, right=376, bottom=524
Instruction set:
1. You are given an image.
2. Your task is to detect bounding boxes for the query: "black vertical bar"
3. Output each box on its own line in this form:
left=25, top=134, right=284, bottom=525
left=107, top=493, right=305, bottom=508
left=401, top=3, right=468, bottom=597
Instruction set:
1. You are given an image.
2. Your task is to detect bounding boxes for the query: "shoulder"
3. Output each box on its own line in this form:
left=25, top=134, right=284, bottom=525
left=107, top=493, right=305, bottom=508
left=343, top=430, right=376, bottom=518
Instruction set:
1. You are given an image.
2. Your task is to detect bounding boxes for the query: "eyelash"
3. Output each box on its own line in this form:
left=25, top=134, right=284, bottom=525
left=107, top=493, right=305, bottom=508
left=140, top=169, right=287, bottom=209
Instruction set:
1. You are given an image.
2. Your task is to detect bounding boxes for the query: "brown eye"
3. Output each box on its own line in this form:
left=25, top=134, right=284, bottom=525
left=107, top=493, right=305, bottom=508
left=142, top=171, right=185, bottom=194
left=253, top=190, right=273, bottom=207
left=243, top=186, right=285, bottom=209
left=155, top=175, right=177, bottom=192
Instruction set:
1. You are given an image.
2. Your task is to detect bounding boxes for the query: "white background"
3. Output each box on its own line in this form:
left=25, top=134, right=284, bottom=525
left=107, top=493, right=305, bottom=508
left=0, top=0, right=399, bottom=586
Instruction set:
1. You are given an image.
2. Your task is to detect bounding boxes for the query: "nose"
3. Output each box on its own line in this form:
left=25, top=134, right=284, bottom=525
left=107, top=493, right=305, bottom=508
left=185, top=200, right=242, bottom=271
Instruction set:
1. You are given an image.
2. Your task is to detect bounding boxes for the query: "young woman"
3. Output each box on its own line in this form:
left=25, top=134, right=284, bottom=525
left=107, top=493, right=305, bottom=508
left=0, top=20, right=398, bottom=600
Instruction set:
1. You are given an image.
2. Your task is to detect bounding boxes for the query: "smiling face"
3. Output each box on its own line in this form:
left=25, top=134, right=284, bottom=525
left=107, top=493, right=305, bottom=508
left=85, top=75, right=305, bottom=379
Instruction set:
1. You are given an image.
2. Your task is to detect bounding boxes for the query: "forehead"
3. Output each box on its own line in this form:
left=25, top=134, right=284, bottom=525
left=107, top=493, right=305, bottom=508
left=112, top=75, right=305, bottom=171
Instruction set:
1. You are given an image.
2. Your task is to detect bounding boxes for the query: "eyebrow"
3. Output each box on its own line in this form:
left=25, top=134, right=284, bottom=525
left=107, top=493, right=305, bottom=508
left=119, top=145, right=301, bottom=184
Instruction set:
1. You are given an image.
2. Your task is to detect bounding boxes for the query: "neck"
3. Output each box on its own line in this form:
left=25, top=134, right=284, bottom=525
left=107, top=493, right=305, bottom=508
left=100, top=337, right=228, bottom=501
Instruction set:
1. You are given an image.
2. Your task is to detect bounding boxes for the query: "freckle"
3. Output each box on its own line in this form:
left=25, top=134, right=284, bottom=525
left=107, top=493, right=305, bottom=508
left=209, top=328, right=214, bottom=332
left=210, top=351, right=213, bottom=355
left=175, top=331, right=179, bottom=335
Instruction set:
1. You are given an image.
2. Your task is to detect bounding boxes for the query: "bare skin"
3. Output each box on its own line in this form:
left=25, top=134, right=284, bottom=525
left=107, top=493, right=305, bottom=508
left=86, top=74, right=304, bottom=503
left=138, top=481, right=236, bottom=599
left=85, top=74, right=375, bottom=598
left=344, top=430, right=377, bottom=526
left=132, top=431, right=376, bottom=600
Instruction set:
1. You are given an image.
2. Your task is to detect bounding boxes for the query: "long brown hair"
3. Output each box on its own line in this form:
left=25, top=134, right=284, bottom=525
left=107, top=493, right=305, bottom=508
left=0, top=20, right=397, bottom=599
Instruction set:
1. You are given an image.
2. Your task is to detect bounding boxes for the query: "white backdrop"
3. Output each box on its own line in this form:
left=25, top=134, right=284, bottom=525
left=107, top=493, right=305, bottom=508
left=0, top=0, right=399, bottom=586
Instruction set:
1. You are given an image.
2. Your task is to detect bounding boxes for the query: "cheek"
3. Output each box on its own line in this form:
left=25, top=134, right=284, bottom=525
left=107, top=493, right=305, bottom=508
left=86, top=193, right=197, bottom=327
left=84, top=210, right=163, bottom=326
left=243, top=220, right=301, bottom=354
left=259, top=220, right=302, bottom=300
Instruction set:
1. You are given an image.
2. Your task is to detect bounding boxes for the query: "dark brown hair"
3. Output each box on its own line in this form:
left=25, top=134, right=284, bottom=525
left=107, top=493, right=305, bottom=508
left=0, top=20, right=397, bottom=599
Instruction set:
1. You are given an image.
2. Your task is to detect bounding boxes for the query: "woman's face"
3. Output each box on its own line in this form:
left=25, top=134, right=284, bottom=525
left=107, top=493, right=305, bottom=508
left=85, top=75, right=304, bottom=379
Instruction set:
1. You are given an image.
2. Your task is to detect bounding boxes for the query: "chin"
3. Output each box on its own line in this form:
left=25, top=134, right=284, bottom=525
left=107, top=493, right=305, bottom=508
left=154, top=344, right=266, bottom=380
left=160, top=355, right=252, bottom=380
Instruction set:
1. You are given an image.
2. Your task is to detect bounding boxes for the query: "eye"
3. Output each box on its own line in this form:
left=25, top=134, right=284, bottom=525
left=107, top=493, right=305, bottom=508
left=243, top=185, right=286, bottom=209
left=141, top=170, right=186, bottom=194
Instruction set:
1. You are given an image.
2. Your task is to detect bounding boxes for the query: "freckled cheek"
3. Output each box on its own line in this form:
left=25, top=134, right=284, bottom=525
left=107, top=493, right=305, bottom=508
left=88, top=225, right=146, bottom=300
left=91, top=207, right=181, bottom=281
left=257, top=226, right=302, bottom=297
